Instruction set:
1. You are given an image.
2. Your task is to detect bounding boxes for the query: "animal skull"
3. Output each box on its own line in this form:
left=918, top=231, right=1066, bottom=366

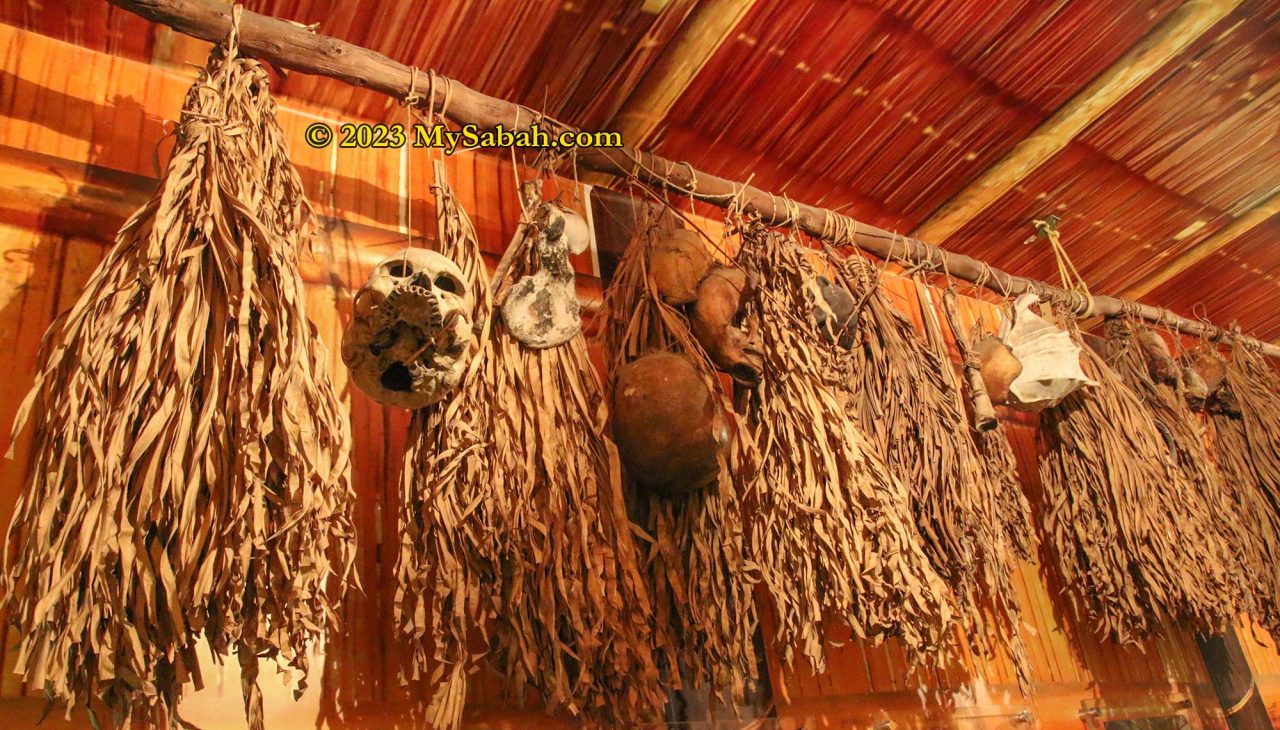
left=501, top=203, right=582, bottom=348
left=342, top=248, right=475, bottom=409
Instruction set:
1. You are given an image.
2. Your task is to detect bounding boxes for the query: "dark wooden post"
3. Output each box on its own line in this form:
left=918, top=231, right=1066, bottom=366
left=1196, top=626, right=1272, bottom=729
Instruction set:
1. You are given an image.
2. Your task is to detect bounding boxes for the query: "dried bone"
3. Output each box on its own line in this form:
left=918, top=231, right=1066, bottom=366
left=342, top=248, right=475, bottom=409
left=500, top=203, right=581, bottom=347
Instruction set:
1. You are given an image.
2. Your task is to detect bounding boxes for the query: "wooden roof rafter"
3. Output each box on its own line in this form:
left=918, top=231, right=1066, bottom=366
left=911, top=0, right=1246, bottom=243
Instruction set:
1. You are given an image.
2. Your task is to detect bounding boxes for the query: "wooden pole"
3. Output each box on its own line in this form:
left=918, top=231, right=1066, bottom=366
left=606, top=0, right=758, bottom=149
left=1195, top=627, right=1273, bottom=730
left=106, top=0, right=1280, bottom=358
left=911, top=0, right=1244, bottom=244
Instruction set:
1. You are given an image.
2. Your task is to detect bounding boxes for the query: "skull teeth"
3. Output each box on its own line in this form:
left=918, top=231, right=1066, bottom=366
left=379, top=283, right=444, bottom=329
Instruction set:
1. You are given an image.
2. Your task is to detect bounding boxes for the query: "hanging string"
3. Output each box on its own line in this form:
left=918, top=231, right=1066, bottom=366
left=1030, top=215, right=1095, bottom=316
left=402, top=66, right=422, bottom=249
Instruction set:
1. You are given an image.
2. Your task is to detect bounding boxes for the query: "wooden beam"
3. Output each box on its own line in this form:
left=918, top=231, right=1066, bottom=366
left=912, top=0, right=1244, bottom=244
left=1123, top=188, right=1280, bottom=299
left=104, top=0, right=1280, bottom=358
left=607, top=0, right=757, bottom=149
left=1195, top=627, right=1273, bottom=730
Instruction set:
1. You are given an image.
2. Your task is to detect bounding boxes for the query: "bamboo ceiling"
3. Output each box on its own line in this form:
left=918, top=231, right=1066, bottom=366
left=7, top=0, right=1280, bottom=340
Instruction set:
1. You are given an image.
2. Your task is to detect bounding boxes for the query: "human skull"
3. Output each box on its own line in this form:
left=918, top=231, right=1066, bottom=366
left=342, top=248, right=475, bottom=409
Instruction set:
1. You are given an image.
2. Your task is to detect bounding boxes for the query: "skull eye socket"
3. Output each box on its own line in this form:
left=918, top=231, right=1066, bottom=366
left=385, top=261, right=414, bottom=278
left=434, top=274, right=461, bottom=295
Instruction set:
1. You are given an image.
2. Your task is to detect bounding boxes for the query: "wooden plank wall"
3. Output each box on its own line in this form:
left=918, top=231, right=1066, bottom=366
left=1, top=24, right=1279, bottom=730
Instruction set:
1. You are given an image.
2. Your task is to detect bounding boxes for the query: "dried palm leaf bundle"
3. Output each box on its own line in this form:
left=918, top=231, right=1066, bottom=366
left=2, top=18, right=354, bottom=729
left=1036, top=309, right=1239, bottom=642
left=937, top=294, right=1035, bottom=562
left=597, top=209, right=760, bottom=706
left=972, top=414, right=1036, bottom=563
left=478, top=185, right=666, bottom=726
left=821, top=249, right=1030, bottom=689
left=917, top=284, right=1034, bottom=691
left=1101, top=317, right=1252, bottom=609
left=733, top=224, right=954, bottom=674
left=1208, top=340, right=1280, bottom=639
left=393, top=163, right=500, bottom=728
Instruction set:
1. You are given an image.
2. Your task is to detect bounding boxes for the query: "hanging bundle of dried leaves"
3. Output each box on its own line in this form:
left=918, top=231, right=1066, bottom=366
left=2, top=17, right=354, bottom=729
left=733, top=224, right=953, bottom=674
left=1037, top=310, right=1238, bottom=641
left=393, top=162, right=500, bottom=728
left=1209, top=340, right=1280, bottom=640
left=919, top=283, right=1034, bottom=691
left=938, top=293, right=1035, bottom=562
left=1102, top=318, right=1253, bottom=610
left=479, top=187, right=666, bottom=726
left=823, top=250, right=1030, bottom=690
left=597, top=208, right=760, bottom=705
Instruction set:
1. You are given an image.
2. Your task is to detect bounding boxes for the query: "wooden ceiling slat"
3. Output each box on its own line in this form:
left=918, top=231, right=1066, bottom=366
left=658, top=1, right=1187, bottom=230
left=1146, top=218, right=1280, bottom=339
left=1124, top=187, right=1280, bottom=300
left=1079, top=1, right=1280, bottom=216
left=911, top=0, right=1244, bottom=244
left=938, top=142, right=1232, bottom=297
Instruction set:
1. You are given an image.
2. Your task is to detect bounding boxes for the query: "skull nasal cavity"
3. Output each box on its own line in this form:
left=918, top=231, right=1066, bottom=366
left=380, top=362, right=414, bottom=392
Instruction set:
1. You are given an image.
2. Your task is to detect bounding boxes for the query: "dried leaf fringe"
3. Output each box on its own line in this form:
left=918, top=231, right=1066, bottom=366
left=917, top=282, right=1035, bottom=692
left=824, top=251, right=1030, bottom=691
left=597, top=209, right=760, bottom=706
left=1037, top=313, right=1238, bottom=642
left=393, top=164, right=500, bottom=729
left=971, top=422, right=1035, bottom=561
left=2, top=30, right=354, bottom=730
left=733, top=224, right=954, bottom=675
left=478, top=194, right=666, bottom=727
left=948, top=307, right=1035, bottom=563
left=1210, top=341, right=1280, bottom=640
left=1102, top=319, right=1255, bottom=614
